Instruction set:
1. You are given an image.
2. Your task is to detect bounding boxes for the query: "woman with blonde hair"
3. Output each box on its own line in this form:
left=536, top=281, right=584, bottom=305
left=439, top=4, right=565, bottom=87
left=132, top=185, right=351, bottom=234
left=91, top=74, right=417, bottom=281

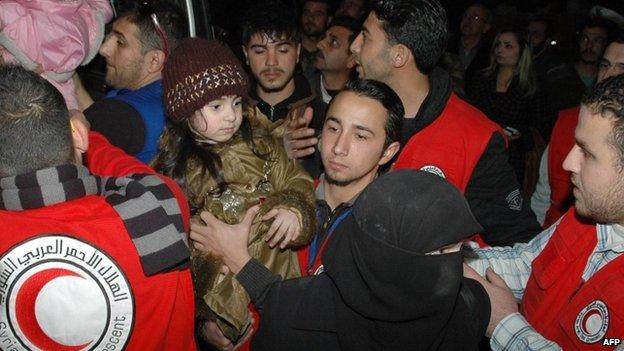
left=468, top=27, right=548, bottom=187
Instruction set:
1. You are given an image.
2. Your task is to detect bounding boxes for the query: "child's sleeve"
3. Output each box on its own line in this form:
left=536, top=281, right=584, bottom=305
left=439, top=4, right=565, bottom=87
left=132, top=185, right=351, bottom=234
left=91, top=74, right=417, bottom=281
left=262, top=137, right=316, bottom=247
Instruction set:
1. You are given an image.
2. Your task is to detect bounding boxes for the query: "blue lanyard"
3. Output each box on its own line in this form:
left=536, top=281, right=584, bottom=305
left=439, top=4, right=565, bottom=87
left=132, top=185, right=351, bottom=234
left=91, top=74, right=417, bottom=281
left=307, top=207, right=353, bottom=269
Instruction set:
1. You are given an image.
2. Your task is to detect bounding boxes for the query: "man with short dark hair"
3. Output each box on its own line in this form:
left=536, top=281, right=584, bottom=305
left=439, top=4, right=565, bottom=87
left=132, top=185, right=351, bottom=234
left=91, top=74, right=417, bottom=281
left=347, top=0, right=540, bottom=246
left=76, top=1, right=187, bottom=163
left=532, top=34, right=624, bottom=227
left=309, top=16, right=360, bottom=103
left=299, top=0, right=332, bottom=78
left=467, top=74, right=624, bottom=350
left=546, top=18, right=611, bottom=112
left=528, top=15, right=562, bottom=79
left=242, top=1, right=326, bottom=178
left=0, top=65, right=195, bottom=349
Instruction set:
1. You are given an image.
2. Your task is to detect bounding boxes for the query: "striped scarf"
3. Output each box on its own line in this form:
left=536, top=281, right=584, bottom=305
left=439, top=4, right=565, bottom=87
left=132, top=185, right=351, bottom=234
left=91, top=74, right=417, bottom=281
left=0, top=164, right=189, bottom=275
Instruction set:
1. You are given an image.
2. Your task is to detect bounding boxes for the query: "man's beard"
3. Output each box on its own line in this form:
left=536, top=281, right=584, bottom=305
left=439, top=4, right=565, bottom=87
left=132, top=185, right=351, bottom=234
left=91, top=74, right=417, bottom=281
left=325, top=171, right=370, bottom=187
left=303, top=24, right=324, bottom=38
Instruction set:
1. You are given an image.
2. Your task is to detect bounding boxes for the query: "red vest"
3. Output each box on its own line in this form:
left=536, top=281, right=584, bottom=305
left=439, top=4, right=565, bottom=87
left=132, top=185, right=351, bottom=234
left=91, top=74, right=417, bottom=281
left=393, top=93, right=504, bottom=246
left=0, top=133, right=196, bottom=351
left=544, top=107, right=579, bottom=228
left=392, top=93, right=504, bottom=193
left=522, top=208, right=624, bottom=349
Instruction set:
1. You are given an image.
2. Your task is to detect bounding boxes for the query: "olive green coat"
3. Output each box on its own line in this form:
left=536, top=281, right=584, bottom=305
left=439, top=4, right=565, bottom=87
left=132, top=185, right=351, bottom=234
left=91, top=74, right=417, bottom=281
left=187, top=131, right=315, bottom=342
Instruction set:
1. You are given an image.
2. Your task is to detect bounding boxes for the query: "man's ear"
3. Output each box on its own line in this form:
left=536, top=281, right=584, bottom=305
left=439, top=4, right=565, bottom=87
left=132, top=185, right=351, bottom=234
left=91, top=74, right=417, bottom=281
left=70, top=113, right=90, bottom=162
left=391, top=44, right=411, bottom=69
left=379, top=141, right=400, bottom=166
left=146, top=49, right=167, bottom=74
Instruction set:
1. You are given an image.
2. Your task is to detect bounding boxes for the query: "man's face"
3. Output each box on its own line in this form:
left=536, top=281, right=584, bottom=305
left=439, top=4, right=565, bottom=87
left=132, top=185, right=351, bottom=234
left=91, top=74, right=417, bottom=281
left=598, top=43, right=624, bottom=82
left=460, top=5, right=489, bottom=38
left=315, top=25, right=354, bottom=73
left=321, top=91, right=395, bottom=187
left=528, top=20, right=548, bottom=49
left=243, top=33, right=300, bottom=93
left=563, top=106, right=624, bottom=223
left=99, top=17, right=148, bottom=90
left=579, top=26, right=608, bottom=64
left=301, top=1, right=330, bottom=37
left=349, top=12, right=392, bottom=82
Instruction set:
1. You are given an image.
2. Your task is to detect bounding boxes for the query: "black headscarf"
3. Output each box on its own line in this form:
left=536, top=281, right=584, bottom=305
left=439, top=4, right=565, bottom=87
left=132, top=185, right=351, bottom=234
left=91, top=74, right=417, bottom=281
left=322, top=170, right=490, bottom=350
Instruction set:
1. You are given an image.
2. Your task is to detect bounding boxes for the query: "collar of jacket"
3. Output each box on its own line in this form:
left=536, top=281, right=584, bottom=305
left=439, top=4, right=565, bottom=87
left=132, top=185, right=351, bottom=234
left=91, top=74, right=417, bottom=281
left=405, top=67, right=454, bottom=139
left=249, top=74, right=316, bottom=121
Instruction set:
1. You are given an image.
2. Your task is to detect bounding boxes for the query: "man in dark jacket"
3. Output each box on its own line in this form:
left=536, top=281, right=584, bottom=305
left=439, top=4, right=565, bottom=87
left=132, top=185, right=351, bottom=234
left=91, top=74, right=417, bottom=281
left=241, top=1, right=327, bottom=178
left=192, top=170, right=491, bottom=350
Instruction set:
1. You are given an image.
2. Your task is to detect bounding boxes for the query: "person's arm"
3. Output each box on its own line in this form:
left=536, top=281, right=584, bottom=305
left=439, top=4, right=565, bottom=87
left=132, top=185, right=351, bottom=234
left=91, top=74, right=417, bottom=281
left=530, top=146, right=551, bottom=226
left=263, top=136, right=316, bottom=247
left=190, top=206, right=282, bottom=309
left=489, top=314, right=562, bottom=350
left=73, top=73, right=95, bottom=110
left=465, top=133, right=542, bottom=246
left=466, top=222, right=557, bottom=300
left=85, top=130, right=190, bottom=232
left=463, top=264, right=562, bottom=351
left=84, top=98, right=146, bottom=156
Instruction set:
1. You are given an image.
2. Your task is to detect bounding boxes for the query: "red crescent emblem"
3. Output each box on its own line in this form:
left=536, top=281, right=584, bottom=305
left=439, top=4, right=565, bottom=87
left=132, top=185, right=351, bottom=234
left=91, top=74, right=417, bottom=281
left=15, top=268, right=93, bottom=351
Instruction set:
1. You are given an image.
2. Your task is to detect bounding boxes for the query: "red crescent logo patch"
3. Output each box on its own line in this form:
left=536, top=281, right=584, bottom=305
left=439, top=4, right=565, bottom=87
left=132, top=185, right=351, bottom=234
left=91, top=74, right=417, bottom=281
left=0, top=235, right=134, bottom=350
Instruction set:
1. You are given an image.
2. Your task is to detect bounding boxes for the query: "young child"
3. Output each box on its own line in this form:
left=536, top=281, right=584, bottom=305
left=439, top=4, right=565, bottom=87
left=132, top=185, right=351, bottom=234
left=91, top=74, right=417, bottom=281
left=0, top=0, right=113, bottom=110
left=152, top=37, right=315, bottom=343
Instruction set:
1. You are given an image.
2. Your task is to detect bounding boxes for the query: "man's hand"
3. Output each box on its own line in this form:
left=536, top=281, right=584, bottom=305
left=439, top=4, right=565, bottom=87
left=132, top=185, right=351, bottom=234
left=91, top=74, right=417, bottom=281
left=463, top=264, right=519, bottom=337
left=262, top=207, right=301, bottom=249
left=190, top=206, right=259, bottom=274
left=283, top=107, right=318, bottom=159
left=199, top=317, right=254, bottom=350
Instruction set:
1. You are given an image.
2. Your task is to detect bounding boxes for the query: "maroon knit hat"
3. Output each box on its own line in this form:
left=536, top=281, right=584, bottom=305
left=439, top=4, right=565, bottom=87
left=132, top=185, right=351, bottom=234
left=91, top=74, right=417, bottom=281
left=163, top=38, right=249, bottom=121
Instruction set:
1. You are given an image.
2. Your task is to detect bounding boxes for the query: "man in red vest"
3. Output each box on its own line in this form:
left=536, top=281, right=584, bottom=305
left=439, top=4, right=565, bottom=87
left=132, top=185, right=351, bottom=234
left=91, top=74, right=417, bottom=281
left=0, top=66, right=196, bottom=350
left=287, top=0, right=541, bottom=246
left=532, top=35, right=624, bottom=227
left=466, top=75, right=624, bottom=350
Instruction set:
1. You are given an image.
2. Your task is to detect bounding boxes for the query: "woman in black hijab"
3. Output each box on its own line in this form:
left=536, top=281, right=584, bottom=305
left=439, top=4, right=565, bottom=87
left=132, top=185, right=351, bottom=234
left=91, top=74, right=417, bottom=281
left=212, top=170, right=491, bottom=350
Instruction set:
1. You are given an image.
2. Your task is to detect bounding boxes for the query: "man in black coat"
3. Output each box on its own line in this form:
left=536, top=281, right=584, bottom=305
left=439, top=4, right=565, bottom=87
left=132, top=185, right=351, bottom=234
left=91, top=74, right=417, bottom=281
left=192, top=170, right=491, bottom=350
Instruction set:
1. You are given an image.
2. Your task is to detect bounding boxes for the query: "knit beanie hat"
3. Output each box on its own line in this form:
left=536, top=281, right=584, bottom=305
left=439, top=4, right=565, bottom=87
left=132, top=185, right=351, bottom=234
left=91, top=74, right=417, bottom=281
left=163, top=38, right=249, bottom=121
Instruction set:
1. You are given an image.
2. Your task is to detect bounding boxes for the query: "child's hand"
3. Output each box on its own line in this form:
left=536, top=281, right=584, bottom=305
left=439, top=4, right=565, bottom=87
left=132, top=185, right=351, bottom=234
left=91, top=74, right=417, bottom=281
left=262, top=207, right=301, bottom=249
left=34, top=63, right=44, bottom=74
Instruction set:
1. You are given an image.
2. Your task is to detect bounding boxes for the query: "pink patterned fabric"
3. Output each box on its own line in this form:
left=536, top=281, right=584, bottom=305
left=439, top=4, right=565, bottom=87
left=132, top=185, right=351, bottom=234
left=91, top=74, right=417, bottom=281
left=0, top=0, right=113, bottom=108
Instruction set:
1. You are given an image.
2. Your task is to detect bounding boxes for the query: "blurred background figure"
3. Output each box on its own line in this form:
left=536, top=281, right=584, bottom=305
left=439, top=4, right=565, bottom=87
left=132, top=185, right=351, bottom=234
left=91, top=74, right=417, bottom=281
left=468, top=27, right=548, bottom=191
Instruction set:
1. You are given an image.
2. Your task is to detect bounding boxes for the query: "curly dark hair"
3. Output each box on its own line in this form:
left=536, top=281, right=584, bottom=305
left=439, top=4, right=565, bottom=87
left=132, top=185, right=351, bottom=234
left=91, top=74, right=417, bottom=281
left=582, top=75, right=624, bottom=166
left=241, top=0, right=300, bottom=45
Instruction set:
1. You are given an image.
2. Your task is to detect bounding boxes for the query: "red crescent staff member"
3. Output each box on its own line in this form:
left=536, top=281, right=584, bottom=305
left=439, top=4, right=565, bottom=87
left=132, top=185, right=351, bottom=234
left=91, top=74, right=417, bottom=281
left=287, top=0, right=542, bottom=247
left=0, top=66, right=196, bottom=350
left=466, top=75, right=624, bottom=350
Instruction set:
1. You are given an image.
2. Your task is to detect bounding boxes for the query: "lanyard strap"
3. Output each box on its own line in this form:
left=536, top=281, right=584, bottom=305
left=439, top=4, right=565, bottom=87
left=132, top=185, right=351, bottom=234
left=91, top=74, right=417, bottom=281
left=307, top=207, right=353, bottom=270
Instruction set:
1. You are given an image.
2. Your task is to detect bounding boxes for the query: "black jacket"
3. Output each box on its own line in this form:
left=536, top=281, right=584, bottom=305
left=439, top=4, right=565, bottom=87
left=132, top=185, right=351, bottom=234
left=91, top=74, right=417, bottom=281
left=404, top=68, right=542, bottom=246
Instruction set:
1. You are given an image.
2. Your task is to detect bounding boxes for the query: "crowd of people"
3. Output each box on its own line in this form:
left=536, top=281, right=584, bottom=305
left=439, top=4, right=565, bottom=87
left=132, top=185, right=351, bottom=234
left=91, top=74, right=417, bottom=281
left=1, top=0, right=624, bottom=350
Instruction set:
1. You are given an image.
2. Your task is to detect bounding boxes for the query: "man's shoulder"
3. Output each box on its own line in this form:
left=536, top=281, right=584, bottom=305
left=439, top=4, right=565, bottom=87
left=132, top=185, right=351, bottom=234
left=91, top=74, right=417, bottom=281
left=440, top=93, right=500, bottom=131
